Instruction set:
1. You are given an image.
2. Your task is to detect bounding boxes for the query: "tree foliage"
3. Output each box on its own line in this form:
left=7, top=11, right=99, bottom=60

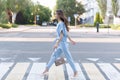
left=96, top=0, right=107, bottom=19
left=55, top=0, right=85, bottom=24
left=94, top=12, right=103, bottom=26
left=0, top=0, right=52, bottom=24
left=112, top=0, right=119, bottom=17
left=5, top=0, right=33, bottom=12
left=0, top=0, right=8, bottom=23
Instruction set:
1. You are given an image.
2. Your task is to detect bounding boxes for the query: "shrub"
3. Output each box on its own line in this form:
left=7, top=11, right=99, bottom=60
left=79, top=24, right=94, bottom=27
left=12, top=24, right=18, bottom=28
left=79, top=24, right=111, bottom=28
left=111, top=25, right=120, bottom=30
left=0, top=24, right=18, bottom=29
left=0, top=24, right=11, bottom=29
left=99, top=24, right=111, bottom=28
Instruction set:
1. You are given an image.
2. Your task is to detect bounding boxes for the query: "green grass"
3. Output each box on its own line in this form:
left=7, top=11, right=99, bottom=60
left=78, top=24, right=120, bottom=30
left=79, top=24, right=110, bottom=28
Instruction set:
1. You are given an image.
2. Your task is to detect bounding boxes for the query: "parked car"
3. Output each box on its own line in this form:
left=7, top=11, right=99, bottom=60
left=42, top=22, right=47, bottom=26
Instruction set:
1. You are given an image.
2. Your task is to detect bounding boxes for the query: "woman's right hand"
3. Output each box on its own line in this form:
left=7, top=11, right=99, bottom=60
left=54, top=43, right=59, bottom=49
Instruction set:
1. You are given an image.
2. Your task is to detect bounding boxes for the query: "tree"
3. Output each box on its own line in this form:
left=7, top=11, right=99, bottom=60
left=0, top=0, right=52, bottom=24
left=0, top=0, right=33, bottom=23
left=55, top=0, right=85, bottom=25
left=112, top=0, right=119, bottom=17
left=5, top=0, right=33, bottom=12
left=0, top=0, right=8, bottom=23
left=94, top=12, right=103, bottom=26
left=97, top=0, right=107, bottom=19
left=33, top=4, right=52, bottom=24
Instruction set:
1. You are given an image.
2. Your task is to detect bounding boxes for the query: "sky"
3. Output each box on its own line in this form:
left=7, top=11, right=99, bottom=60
left=32, top=0, right=56, bottom=10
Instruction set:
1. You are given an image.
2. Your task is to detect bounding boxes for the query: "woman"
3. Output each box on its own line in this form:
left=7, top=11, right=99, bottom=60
left=43, top=10, right=78, bottom=77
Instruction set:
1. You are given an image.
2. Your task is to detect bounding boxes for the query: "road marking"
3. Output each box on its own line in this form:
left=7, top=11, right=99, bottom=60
left=48, top=64, right=65, bottom=80
left=5, top=63, right=30, bottom=80
left=1, top=62, right=120, bottom=80
left=115, top=58, right=120, bottom=61
left=98, top=63, right=120, bottom=80
left=28, top=58, right=41, bottom=62
left=66, top=63, right=86, bottom=80
left=82, top=63, right=105, bottom=80
left=26, top=63, right=46, bottom=80
left=86, top=58, right=99, bottom=62
left=114, top=63, right=120, bottom=70
left=0, top=58, right=11, bottom=61
left=0, top=63, right=13, bottom=80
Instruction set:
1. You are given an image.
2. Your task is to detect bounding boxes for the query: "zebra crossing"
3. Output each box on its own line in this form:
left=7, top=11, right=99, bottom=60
left=0, top=62, right=120, bottom=80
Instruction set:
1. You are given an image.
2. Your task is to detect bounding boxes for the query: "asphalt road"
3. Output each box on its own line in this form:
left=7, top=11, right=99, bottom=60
left=1, top=26, right=120, bottom=80
left=0, top=41, right=120, bottom=62
left=0, top=26, right=120, bottom=63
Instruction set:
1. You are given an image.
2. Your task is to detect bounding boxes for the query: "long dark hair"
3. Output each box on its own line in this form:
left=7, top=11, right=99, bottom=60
left=56, top=10, right=69, bottom=32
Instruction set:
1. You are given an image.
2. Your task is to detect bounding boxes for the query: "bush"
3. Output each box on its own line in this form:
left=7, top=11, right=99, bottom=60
left=111, top=25, right=120, bottom=30
left=99, top=24, right=111, bottom=28
left=12, top=24, right=18, bottom=28
left=0, top=24, right=18, bottom=29
left=79, top=24, right=111, bottom=28
left=0, top=24, right=11, bottom=29
left=79, top=24, right=94, bottom=27
left=78, top=24, right=120, bottom=30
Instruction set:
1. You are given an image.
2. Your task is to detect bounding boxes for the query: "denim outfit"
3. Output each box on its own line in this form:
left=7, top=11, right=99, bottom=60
left=46, top=21, right=77, bottom=72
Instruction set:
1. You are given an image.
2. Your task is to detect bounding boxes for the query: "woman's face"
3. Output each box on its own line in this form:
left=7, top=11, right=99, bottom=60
left=55, top=12, right=60, bottom=20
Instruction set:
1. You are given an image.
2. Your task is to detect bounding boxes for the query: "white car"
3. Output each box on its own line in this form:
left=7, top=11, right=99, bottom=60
left=42, top=22, right=47, bottom=26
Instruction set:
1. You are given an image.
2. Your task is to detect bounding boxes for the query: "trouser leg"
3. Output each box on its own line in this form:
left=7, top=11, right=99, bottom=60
left=46, top=48, right=62, bottom=70
left=61, top=43, right=77, bottom=72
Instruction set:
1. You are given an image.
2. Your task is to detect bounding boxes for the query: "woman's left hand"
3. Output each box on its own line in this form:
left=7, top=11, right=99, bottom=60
left=70, top=40, right=76, bottom=45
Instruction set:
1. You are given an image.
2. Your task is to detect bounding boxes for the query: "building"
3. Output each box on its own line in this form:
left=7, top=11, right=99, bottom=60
left=117, top=0, right=120, bottom=17
left=105, top=0, right=120, bottom=24
left=77, top=0, right=100, bottom=24
left=113, top=0, right=120, bottom=24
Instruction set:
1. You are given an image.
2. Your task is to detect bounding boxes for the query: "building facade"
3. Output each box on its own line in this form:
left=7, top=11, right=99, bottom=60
left=77, top=0, right=100, bottom=24
left=117, top=0, right=120, bottom=16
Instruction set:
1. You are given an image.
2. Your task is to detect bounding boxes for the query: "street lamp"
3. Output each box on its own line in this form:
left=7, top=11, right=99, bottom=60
left=74, top=14, right=79, bottom=28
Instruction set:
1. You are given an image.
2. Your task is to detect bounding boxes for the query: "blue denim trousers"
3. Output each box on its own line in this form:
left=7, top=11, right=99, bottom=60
left=46, top=42, right=77, bottom=72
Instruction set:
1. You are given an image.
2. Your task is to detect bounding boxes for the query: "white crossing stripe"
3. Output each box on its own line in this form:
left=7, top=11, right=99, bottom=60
left=66, top=63, right=86, bottom=80
left=86, top=58, right=99, bottom=62
left=1, top=62, right=120, bottom=80
left=27, top=63, right=46, bottom=80
left=5, top=63, right=30, bottom=80
left=98, top=63, right=120, bottom=80
left=48, top=64, right=65, bottom=80
left=114, top=63, right=120, bottom=70
left=0, top=63, right=13, bottom=80
left=82, top=63, right=105, bottom=80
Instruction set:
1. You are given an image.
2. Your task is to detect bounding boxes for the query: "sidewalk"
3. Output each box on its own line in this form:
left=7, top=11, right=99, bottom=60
left=0, top=25, right=120, bottom=33
left=0, top=25, right=120, bottom=38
